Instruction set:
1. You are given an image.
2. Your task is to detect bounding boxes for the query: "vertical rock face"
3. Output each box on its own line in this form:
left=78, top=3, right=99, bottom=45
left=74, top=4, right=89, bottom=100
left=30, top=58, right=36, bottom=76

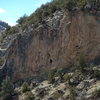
left=4, top=11, right=100, bottom=81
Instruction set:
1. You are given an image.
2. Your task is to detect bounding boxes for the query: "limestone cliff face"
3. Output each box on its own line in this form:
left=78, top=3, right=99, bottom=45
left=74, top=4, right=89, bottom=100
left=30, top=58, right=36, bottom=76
left=4, top=11, right=100, bottom=81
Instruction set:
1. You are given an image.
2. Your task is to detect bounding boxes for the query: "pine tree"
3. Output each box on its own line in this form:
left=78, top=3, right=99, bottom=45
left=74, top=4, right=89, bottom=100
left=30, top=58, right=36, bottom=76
left=0, top=77, right=14, bottom=100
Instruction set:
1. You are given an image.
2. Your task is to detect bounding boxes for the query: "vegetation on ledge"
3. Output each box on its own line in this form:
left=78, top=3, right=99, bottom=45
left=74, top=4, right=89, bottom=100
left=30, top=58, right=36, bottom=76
left=1, top=0, right=100, bottom=43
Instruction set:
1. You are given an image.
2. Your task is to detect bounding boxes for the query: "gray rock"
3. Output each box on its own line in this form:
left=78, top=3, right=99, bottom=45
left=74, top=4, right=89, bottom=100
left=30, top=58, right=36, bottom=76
left=34, top=97, right=41, bottom=100
left=47, top=97, right=54, bottom=100
left=76, top=81, right=85, bottom=90
left=84, top=3, right=91, bottom=11
left=30, top=81, right=38, bottom=89
left=36, top=88, right=47, bottom=98
left=96, top=11, right=100, bottom=17
left=58, top=97, right=66, bottom=100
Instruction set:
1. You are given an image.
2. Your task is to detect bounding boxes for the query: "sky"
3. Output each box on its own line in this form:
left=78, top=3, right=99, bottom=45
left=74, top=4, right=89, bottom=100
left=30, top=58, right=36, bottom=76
left=0, top=0, right=51, bottom=26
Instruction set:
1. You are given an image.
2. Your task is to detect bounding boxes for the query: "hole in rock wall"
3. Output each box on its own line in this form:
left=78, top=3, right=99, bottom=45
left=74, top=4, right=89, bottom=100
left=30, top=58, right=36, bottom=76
left=50, top=59, right=53, bottom=64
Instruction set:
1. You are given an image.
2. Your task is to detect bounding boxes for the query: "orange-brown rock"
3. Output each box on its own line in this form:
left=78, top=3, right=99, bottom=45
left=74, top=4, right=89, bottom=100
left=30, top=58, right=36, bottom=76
left=3, top=11, right=100, bottom=81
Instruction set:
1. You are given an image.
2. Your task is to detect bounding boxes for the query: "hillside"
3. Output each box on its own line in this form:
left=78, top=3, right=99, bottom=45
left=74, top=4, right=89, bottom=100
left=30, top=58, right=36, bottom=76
left=0, top=0, right=100, bottom=100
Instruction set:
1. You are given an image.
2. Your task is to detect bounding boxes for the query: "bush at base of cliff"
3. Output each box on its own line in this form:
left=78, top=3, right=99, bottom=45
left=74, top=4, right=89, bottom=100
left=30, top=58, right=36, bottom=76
left=48, top=71, right=55, bottom=84
left=24, top=91, right=35, bottom=100
left=63, top=73, right=72, bottom=83
left=75, top=53, right=85, bottom=72
left=52, top=90, right=64, bottom=100
left=92, top=88, right=100, bottom=99
left=69, top=85, right=77, bottom=100
left=22, top=82, right=30, bottom=93
left=0, top=77, right=14, bottom=100
left=55, top=68, right=64, bottom=81
left=77, top=0, right=87, bottom=10
left=88, top=65, right=100, bottom=79
left=93, top=70, right=100, bottom=79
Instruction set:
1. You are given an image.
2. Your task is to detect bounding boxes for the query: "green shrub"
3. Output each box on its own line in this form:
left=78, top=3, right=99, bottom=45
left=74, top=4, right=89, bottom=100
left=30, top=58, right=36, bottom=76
left=92, top=88, right=100, bottom=98
left=0, top=77, right=14, bottom=100
left=69, top=85, right=77, bottom=100
left=55, top=68, right=62, bottom=76
left=0, top=36, right=4, bottom=43
left=66, top=0, right=77, bottom=10
left=55, top=68, right=63, bottom=81
left=42, top=11, right=50, bottom=17
left=48, top=71, right=55, bottom=83
left=63, top=73, right=72, bottom=83
left=1, top=26, right=19, bottom=42
left=52, top=90, right=64, bottom=100
left=22, top=82, right=30, bottom=93
left=25, top=91, right=35, bottom=100
left=3, top=0, right=99, bottom=32
left=93, top=70, right=100, bottom=79
left=0, top=93, right=12, bottom=100
left=17, top=0, right=100, bottom=30
left=88, top=64, right=94, bottom=74
left=16, top=14, right=28, bottom=25
left=53, top=0, right=77, bottom=10
left=88, top=65, right=100, bottom=79
left=77, top=0, right=87, bottom=10
left=75, top=53, right=85, bottom=72
left=49, top=3, right=58, bottom=13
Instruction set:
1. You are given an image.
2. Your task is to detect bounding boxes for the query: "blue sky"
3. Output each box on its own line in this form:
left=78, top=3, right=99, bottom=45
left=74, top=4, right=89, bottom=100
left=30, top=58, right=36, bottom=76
left=0, top=0, right=51, bottom=26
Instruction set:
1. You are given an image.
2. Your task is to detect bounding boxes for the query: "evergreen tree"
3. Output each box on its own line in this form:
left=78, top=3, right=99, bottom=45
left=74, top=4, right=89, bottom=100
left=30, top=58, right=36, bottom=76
left=0, top=77, right=14, bottom=100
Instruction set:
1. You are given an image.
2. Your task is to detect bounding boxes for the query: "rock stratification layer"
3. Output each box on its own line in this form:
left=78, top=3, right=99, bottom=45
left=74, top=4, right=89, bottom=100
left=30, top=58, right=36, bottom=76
left=3, top=11, right=100, bottom=81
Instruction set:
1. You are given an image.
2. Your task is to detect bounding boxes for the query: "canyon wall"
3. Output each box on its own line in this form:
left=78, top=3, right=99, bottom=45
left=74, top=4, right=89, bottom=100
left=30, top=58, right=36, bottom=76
left=3, top=11, right=100, bottom=82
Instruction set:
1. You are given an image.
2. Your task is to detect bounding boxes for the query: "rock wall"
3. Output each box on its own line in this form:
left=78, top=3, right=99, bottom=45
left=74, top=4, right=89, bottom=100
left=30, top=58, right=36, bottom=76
left=3, top=11, right=100, bottom=82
